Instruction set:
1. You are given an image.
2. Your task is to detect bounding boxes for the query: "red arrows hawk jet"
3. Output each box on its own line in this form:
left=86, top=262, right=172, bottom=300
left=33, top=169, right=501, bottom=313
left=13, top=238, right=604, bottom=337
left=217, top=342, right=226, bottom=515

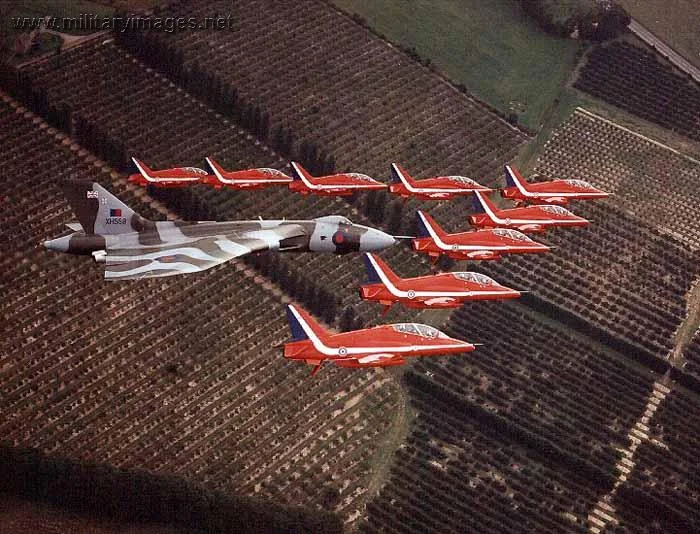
left=128, top=158, right=209, bottom=187
left=284, top=304, right=477, bottom=375
left=359, top=253, right=521, bottom=313
left=469, top=191, right=589, bottom=233
left=288, top=162, right=386, bottom=196
left=203, top=157, right=293, bottom=189
left=388, top=163, right=490, bottom=200
left=500, top=165, right=609, bottom=205
left=412, top=210, right=550, bottom=262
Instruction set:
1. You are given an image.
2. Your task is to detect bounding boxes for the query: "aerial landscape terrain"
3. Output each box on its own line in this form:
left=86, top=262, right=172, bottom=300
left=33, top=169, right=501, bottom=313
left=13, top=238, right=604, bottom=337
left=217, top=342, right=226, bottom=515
left=2, top=0, right=700, bottom=532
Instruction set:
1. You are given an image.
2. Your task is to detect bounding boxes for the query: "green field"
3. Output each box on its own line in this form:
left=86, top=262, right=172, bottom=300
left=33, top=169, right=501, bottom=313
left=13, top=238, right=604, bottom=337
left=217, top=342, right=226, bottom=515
left=618, top=0, right=700, bottom=69
left=333, top=0, right=581, bottom=131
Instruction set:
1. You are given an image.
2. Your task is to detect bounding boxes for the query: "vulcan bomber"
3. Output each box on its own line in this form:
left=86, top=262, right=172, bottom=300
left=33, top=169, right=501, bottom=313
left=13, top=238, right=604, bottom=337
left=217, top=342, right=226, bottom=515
left=43, top=181, right=396, bottom=280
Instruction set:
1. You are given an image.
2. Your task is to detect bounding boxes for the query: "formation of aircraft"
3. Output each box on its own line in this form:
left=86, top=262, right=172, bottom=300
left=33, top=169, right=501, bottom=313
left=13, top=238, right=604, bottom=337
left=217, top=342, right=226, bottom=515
left=469, top=190, right=589, bottom=233
left=42, top=181, right=395, bottom=280
left=288, top=162, right=386, bottom=196
left=388, top=163, right=490, bottom=200
left=500, top=165, right=609, bottom=205
left=283, top=304, right=477, bottom=375
left=412, top=210, right=550, bottom=262
left=48, top=158, right=610, bottom=374
left=359, top=253, right=521, bottom=313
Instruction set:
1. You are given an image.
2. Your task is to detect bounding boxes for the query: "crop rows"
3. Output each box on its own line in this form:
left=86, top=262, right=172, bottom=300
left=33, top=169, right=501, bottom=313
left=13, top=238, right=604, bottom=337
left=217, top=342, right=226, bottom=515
left=575, top=41, right=700, bottom=141
left=613, top=388, right=700, bottom=532
left=0, top=94, right=400, bottom=519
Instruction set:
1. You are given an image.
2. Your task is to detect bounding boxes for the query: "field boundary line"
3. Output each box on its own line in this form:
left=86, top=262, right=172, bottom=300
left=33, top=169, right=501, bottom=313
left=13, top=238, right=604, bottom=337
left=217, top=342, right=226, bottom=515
left=575, top=106, right=700, bottom=166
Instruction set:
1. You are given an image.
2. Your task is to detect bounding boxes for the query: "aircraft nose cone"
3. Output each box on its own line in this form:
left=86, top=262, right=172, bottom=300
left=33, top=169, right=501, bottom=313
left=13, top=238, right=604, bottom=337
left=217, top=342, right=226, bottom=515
left=42, top=236, right=70, bottom=252
left=362, top=229, right=396, bottom=251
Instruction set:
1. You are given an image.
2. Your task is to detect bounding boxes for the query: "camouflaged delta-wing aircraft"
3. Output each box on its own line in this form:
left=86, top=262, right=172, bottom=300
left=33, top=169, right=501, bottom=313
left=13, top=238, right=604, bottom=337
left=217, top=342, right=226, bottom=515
left=42, top=181, right=396, bottom=280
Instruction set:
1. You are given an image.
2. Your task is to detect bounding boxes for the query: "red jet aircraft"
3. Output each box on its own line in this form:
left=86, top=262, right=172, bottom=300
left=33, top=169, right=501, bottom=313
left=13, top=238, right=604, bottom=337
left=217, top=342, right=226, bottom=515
left=469, top=191, right=589, bottom=233
left=388, top=163, right=490, bottom=200
left=203, top=157, right=293, bottom=189
left=128, top=157, right=209, bottom=187
left=289, top=162, right=386, bottom=196
left=284, top=304, right=476, bottom=375
left=500, top=165, right=609, bottom=205
left=359, top=253, right=521, bottom=313
left=412, top=210, right=550, bottom=262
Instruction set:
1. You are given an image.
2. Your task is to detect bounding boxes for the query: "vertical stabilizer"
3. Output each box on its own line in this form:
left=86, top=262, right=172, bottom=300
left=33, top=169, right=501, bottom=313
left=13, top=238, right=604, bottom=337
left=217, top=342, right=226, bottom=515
left=61, top=181, right=147, bottom=235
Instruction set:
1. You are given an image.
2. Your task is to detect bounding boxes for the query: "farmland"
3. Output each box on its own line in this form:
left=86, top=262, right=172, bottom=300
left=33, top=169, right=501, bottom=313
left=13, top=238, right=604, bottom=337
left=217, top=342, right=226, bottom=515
left=2, top=0, right=700, bottom=531
left=331, top=0, right=581, bottom=130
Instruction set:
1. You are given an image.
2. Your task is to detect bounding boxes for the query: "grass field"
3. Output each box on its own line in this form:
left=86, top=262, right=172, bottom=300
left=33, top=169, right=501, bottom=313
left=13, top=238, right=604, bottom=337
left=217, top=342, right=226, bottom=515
left=618, top=0, right=700, bottom=69
left=332, top=0, right=581, bottom=131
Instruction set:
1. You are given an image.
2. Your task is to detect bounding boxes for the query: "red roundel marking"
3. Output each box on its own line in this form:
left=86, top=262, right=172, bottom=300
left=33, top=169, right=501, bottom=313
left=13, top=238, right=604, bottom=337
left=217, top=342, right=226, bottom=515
left=333, top=231, right=345, bottom=244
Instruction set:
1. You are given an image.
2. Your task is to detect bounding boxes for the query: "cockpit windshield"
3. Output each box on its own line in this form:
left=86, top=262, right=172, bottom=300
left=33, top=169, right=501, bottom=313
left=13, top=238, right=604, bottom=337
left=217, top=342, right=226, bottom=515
left=393, top=323, right=443, bottom=338
left=184, top=167, right=208, bottom=175
left=346, top=173, right=377, bottom=183
left=493, top=228, right=531, bottom=241
left=447, top=175, right=478, bottom=185
left=564, top=179, right=593, bottom=188
left=314, top=215, right=352, bottom=225
left=540, top=205, right=573, bottom=215
left=260, top=168, right=289, bottom=177
left=452, top=272, right=495, bottom=285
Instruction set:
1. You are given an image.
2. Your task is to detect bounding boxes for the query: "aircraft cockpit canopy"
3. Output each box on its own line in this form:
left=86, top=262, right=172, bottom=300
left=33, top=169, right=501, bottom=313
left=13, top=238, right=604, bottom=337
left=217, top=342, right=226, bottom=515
left=452, top=272, right=495, bottom=285
left=260, top=168, right=289, bottom=177
left=314, top=215, right=353, bottom=225
left=346, top=173, right=377, bottom=182
left=493, top=228, right=531, bottom=241
left=447, top=175, right=478, bottom=185
left=183, top=167, right=208, bottom=175
left=392, top=323, right=444, bottom=339
left=564, top=179, right=593, bottom=188
left=540, top=205, right=574, bottom=215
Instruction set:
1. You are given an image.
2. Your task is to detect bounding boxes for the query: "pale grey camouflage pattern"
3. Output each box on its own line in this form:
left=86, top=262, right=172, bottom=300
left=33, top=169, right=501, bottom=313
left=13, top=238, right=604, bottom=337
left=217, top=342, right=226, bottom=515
left=43, top=181, right=396, bottom=280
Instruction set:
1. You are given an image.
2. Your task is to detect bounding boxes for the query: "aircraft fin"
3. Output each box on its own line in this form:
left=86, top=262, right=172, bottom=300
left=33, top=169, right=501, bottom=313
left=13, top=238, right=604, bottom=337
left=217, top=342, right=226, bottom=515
left=415, top=210, right=446, bottom=239
left=205, top=156, right=226, bottom=182
left=61, top=180, right=149, bottom=236
left=362, top=253, right=402, bottom=286
left=471, top=191, right=497, bottom=216
left=504, top=165, right=529, bottom=193
left=286, top=304, right=329, bottom=342
left=390, top=163, right=412, bottom=185
left=132, top=157, right=155, bottom=181
left=290, top=162, right=315, bottom=186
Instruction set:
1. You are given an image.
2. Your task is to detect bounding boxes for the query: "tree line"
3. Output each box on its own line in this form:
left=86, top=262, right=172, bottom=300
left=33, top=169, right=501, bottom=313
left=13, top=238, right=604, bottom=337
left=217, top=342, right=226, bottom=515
left=519, top=0, right=631, bottom=40
left=0, top=445, right=342, bottom=533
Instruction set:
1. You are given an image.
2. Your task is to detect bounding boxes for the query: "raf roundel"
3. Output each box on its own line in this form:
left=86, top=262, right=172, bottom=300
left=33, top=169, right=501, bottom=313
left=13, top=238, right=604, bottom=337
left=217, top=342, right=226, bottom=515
left=407, top=289, right=416, bottom=299
left=338, top=346, right=348, bottom=356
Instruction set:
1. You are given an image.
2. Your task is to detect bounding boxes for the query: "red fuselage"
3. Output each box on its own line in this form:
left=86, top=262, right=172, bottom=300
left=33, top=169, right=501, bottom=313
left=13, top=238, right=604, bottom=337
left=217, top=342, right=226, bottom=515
left=469, top=204, right=589, bottom=233
left=389, top=176, right=490, bottom=200
left=289, top=174, right=387, bottom=196
left=360, top=272, right=520, bottom=310
left=501, top=180, right=609, bottom=205
left=202, top=168, right=292, bottom=190
left=284, top=324, right=474, bottom=368
left=412, top=229, right=550, bottom=261
left=128, top=167, right=208, bottom=188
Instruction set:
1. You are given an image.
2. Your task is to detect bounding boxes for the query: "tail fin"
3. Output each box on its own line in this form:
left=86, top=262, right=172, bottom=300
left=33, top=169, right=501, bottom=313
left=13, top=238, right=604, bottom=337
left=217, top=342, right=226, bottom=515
left=132, top=157, right=155, bottom=182
left=416, top=210, right=447, bottom=240
left=504, top=165, right=529, bottom=194
left=390, top=163, right=413, bottom=186
left=286, top=304, right=329, bottom=342
left=205, top=156, right=227, bottom=183
left=362, top=253, right=402, bottom=286
left=471, top=191, right=498, bottom=217
left=290, top=162, right=316, bottom=188
left=61, top=180, right=148, bottom=235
